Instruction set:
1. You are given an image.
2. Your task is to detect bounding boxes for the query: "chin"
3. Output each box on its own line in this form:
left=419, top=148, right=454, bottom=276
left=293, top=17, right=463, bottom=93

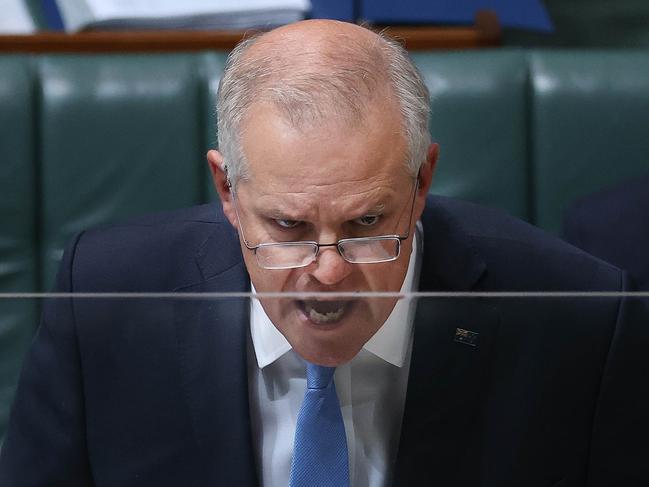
left=269, top=297, right=388, bottom=366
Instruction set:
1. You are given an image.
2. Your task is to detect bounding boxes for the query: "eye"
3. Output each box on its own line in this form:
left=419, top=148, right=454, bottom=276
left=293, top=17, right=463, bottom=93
left=275, top=219, right=301, bottom=229
left=354, top=214, right=381, bottom=226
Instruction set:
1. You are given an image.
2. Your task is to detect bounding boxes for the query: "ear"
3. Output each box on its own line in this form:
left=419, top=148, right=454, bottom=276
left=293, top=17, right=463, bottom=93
left=207, top=149, right=238, bottom=229
left=414, top=144, right=439, bottom=215
left=412, top=143, right=439, bottom=221
left=418, top=143, right=439, bottom=197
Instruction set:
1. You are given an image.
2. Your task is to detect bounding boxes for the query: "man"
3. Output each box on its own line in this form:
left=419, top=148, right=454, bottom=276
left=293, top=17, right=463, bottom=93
left=0, top=20, right=647, bottom=487
left=563, top=175, right=649, bottom=290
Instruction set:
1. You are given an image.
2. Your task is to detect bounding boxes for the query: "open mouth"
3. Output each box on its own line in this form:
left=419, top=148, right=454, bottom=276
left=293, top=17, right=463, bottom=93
left=297, top=300, right=353, bottom=325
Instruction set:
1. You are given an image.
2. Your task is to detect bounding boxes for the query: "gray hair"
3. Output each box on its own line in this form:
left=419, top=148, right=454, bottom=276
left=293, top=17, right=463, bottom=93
left=216, top=27, right=431, bottom=186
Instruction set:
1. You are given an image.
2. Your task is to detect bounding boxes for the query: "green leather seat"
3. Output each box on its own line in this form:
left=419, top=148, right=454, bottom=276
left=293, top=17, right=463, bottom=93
left=39, top=54, right=207, bottom=290
left=413, top=50, right=530, bottom=221
left=530, top=50, right=649, bottom=233
left=201, top=53, right=229, bottom=202
left=0, top=57, right=39, bottom=440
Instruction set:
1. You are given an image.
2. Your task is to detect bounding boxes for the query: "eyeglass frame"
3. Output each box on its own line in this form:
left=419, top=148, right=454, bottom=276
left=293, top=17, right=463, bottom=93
left=225, top=165, right=420, bottom=269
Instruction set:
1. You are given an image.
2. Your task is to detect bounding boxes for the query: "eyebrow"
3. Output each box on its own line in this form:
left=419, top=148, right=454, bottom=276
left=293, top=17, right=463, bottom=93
left=257, top=201, right=391, bottom=222
left=264, top=209, right=304, bottom=221
left=365, top=202, right=386, bottom=214
left=250, top=187, right=398, bottom=221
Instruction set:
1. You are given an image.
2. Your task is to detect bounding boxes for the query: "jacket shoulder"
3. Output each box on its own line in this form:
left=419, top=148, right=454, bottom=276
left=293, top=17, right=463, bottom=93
left=61, top=203, right=241, bottom=292
left=424, top=196, right=623, bottom=291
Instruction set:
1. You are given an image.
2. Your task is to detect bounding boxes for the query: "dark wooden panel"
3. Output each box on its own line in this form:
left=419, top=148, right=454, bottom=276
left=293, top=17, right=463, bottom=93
left=0, top=11, right=500, bottom=52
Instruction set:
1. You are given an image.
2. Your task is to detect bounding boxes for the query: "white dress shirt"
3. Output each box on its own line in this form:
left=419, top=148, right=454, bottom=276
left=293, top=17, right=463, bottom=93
left=247, top=225, right=422, bottom=487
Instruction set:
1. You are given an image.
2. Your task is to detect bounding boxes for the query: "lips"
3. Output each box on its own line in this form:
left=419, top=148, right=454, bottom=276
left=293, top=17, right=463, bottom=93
left=298, top=300, right=352, bottom=325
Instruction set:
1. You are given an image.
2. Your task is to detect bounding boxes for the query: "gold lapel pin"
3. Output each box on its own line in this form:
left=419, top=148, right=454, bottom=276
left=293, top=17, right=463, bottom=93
left=454, top=327, right=479, bottom=347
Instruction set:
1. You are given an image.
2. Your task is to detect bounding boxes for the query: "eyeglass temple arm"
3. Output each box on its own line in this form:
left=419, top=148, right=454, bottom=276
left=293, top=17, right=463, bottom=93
left=224, top=164, right=259, bottom=251
left=398, top=173, right=420, bottom=241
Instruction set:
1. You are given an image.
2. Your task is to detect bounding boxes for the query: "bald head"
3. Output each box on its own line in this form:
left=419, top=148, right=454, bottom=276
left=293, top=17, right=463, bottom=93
left=247, top=19, right=383, bottom=76
left=233, top=20, right=393, bottom=128
left=251, top=19, right=379, bottom=53
left=216, top=20, right=431, bottom=185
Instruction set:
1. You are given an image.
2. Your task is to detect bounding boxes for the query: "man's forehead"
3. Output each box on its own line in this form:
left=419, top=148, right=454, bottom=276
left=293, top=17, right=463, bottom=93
left=239, top=99, right=408, bottom=175
left=240, top=147, right=410, bottom=199
left=247, top=179, right=397, bottom=199
left=244, top=183, right=401, bottom=220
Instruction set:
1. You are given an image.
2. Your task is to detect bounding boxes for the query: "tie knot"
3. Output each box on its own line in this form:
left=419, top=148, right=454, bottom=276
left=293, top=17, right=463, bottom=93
left=306, top=363, right=335, bottom=389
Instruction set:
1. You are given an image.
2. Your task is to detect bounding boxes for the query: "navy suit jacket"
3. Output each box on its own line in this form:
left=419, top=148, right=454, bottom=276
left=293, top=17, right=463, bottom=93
left=1, top=196, right=648, bottom=487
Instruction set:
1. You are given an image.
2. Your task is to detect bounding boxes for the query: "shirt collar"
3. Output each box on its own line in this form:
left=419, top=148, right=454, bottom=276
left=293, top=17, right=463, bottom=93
left=250, top=223, right=422, bottom=369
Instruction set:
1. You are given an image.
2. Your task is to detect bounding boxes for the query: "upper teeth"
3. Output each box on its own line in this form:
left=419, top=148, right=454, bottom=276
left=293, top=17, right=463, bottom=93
left=306, top=304, right=345, bottom=323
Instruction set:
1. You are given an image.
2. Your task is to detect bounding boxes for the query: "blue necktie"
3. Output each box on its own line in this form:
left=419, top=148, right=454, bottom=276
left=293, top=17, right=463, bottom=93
left=289, top=362, right=350, bottom=487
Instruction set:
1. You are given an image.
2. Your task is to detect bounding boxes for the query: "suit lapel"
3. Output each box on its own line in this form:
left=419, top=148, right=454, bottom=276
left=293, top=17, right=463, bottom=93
left=393, top=298, right=500, bottom=485
left=174, top=225, right=258, bottom=486
left=393, top=196, right=500, bottom=485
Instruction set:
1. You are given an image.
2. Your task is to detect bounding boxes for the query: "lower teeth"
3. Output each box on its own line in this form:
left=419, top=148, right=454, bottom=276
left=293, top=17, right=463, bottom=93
left=307, top=305, right=345, bottom=323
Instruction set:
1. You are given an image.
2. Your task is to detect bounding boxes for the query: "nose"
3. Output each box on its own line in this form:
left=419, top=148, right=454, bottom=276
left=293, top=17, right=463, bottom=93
left=307, top=245, right=353, bottom=286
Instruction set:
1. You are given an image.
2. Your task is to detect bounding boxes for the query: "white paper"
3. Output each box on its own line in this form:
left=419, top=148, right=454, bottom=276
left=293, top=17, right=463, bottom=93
left=93, top=0, right=309, bottom=18
left=57, top=0, right=310, bottom=32
left=0, top=0, right=36, bottom=33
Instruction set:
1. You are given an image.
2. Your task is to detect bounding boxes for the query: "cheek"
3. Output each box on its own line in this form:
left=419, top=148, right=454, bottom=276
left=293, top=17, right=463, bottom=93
left=245, top=259, right=295, bottom=292
left=251, top=268, right=298, bottom=330
left=359, top=259, right=410, bottom=291
left=293, top=270, right=315, bottom=291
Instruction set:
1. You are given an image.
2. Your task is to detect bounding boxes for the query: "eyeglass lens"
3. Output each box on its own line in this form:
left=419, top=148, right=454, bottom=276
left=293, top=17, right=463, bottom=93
left=338, top=238, right=400, bottom=264
left=256, top=243, right=318, bottom=269
left=254, top=238, right=401, bottom=269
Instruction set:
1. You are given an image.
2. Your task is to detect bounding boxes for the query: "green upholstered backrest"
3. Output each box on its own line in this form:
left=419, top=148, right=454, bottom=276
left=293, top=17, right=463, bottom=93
left=0, top=57, right=38, bottom=440
left=530, top=50, right=649, bottom=233
left=201, top=53, right=228, bottom=202
left=413, top=50, right=530, bottom=221
left=38, top=54, right=210, bottom=290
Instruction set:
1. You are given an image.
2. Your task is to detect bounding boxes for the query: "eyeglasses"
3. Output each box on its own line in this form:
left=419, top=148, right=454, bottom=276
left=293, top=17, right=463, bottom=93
left=226, top=168, right=418, bottom=270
